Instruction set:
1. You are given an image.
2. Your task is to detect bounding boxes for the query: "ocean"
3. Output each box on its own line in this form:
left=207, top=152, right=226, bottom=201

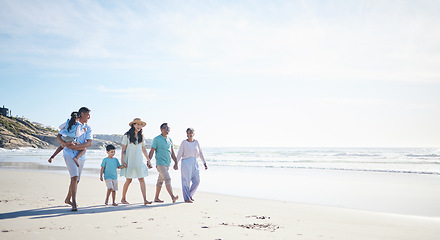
left=1, top=147, right=440, bottom=217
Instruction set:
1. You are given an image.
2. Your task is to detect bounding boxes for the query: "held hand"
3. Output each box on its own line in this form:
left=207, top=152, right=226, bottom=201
left=173, top=163, right=178, bottom=170
left=122, top=161, right=127, bottom=168
left=204, top=163, right=208, bottom=170
left=147, top=161, right=153, bottom=169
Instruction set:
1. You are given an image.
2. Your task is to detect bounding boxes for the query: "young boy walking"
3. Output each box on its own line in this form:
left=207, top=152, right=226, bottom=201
left=100, top=144, right=124, bottom=206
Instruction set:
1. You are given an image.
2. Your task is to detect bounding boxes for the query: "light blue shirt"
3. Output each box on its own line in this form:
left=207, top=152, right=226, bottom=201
left=101, top=157, right=121, bottom=180
left=151, top=134, right=173, bottom=166
left=59, top=119, right=83, bottom=138
left=63, top=123, right=93, bottom=160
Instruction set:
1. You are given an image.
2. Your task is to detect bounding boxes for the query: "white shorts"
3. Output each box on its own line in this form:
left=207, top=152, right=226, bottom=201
left=105, top=179, right=118, bottom=191
left=64, top=153, right=85, bottom=181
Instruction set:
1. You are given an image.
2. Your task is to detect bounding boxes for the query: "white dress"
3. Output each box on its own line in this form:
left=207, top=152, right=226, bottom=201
left=120, top=135, right=148, bottom=178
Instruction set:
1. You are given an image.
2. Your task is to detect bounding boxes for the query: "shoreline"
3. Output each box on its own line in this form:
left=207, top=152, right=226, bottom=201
left=1, top=147, right=440, bottom=218
left=1, top=169, right=440, bottom=239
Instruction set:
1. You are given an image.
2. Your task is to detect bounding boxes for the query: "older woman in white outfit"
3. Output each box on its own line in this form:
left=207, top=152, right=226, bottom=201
left=176, top=128, right=208, bottom=203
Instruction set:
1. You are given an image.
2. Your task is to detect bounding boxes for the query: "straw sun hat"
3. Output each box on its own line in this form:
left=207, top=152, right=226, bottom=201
left=129, top=118, right=146, bottom=127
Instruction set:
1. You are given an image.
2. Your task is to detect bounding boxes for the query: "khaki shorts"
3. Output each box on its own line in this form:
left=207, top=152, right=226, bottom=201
left=105, top=179, right=118, bottom=191
left=156, top=165, right=171, bottom=187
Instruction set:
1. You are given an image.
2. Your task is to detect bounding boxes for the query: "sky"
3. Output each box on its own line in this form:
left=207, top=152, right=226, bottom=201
left=1, top=0, right=439, bottom=148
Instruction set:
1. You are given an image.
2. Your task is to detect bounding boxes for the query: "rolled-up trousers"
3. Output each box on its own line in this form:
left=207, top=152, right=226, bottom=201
left=181, top=157, right=200, bottom=201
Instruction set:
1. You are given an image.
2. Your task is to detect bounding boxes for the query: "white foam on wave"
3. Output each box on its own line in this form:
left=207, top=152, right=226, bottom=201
left=2, top=147, right=440, bottom=175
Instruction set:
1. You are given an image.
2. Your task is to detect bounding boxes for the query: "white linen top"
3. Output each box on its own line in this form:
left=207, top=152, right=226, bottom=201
left=176, top=139, right=206, bottom=164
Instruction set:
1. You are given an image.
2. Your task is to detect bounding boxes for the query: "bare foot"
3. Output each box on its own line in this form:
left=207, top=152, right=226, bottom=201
left=112, top=203, right=119, bottom=206
left=121, top=199, right=129, bottom=204
left=185, top=199, right=193, bottom=203
left=144, top=200, right=152, bottom=205
left=71, top=202, right=78, bottom=211
left=65, top=200, right=73, bottom=206
left=48, top=157, right=54, bottom=163
left=172, top=195, right=179, bottom=203
left=105, top=200, right=109, bottom=205
left=73, top=158, right=80, bottom=167
left=154, top=199, right=164, bottom=203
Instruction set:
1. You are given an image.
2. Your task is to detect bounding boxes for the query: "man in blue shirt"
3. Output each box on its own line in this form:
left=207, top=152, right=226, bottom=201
left=56, top=107, right=93, bottom=211
left=149, top=123, right=179, bottom=203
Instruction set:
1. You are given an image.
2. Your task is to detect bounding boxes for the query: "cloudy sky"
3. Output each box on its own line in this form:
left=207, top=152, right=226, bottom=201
left=1, top=0, right=439, bottom=147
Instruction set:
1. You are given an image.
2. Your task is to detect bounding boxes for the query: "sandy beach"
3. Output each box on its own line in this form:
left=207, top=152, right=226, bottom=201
left=0, top=169, right=439, bottom=240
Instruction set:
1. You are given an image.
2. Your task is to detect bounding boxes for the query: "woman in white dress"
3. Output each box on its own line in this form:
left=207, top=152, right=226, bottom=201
left=176, top=128, right=208, bottom=203
left=120, top=118, right=153, bottom=205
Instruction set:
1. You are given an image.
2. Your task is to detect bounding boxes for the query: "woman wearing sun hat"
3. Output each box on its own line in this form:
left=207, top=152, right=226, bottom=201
left=120, top=118, right=153, bottom=205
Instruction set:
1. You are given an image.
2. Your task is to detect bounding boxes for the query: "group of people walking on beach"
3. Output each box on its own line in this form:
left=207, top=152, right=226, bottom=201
left=48, top=107, right=207, bottom=211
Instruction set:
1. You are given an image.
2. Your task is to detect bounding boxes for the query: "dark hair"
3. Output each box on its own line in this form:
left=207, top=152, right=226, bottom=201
left=67, top=112, right=79, bottom=132
left=106, top=144, right=116, bottom=151
left=78, top=107, right=91, bottom=117
left=125, top=125, right=143, bottom=144
left=160, top=123, right=168, bottom=129
left=186, top=128, right=195, bottom=133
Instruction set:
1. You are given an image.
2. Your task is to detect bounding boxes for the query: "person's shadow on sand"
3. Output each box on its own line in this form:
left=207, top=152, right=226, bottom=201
left=0, top=202, right=182, bottom=220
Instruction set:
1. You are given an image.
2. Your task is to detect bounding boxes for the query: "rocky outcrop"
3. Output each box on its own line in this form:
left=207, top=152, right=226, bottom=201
left=91, top=138, right=122, bottom=149
left=0, top=116, right=151, bottom=149
left=94, top=134, right=123, bottom=143
left=0, top=116, right=58, bottom=149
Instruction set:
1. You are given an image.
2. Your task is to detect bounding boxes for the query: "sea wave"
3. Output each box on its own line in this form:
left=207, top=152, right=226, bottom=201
left=1, top=147, right=440, bottom=175
left=333, top=153, right=381, bottom=157
left=406, top=154, right=440, bottom=158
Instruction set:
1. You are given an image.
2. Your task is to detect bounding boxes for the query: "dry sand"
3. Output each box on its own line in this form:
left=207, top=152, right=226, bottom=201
left=0, top=169, right=439, bottom=240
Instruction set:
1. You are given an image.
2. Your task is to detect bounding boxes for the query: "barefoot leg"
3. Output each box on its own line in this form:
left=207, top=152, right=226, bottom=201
left=121, top=178, right=132, bottom=204
left=105, top=189, right=111, bottom=205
